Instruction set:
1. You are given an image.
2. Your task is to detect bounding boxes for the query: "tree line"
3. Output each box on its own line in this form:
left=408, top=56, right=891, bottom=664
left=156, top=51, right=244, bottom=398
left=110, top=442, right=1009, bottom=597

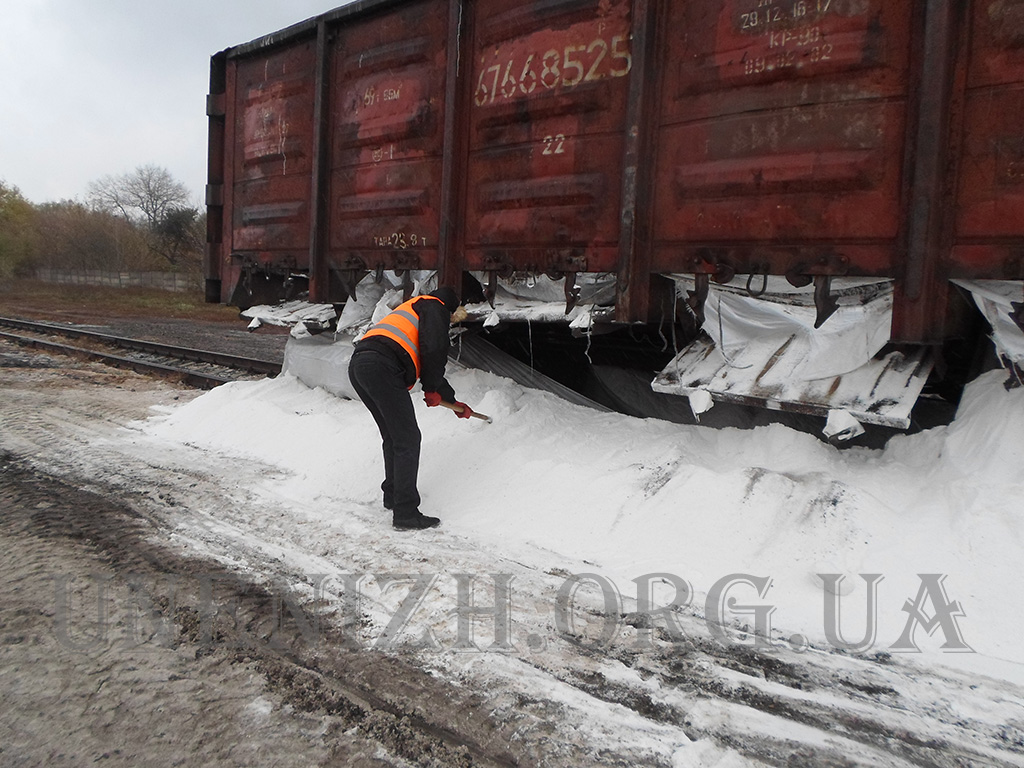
left=0, top=165, right=205, bottom=282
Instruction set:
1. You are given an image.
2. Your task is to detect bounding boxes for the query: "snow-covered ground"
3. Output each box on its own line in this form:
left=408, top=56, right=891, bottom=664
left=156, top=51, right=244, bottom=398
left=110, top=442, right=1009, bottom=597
left=115, top=350, right=1024, bottom=764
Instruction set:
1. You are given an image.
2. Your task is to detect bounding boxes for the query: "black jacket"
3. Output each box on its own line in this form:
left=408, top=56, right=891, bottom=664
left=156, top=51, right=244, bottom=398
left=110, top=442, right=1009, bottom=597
left=356, top=296, right=457, bottom=403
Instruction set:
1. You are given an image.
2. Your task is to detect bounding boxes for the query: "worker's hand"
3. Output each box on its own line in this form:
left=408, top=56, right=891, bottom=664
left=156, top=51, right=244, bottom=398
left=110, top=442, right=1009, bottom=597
left=453, top=401, right=473, bottom=419
left=423, top=391, right=442, bottom=407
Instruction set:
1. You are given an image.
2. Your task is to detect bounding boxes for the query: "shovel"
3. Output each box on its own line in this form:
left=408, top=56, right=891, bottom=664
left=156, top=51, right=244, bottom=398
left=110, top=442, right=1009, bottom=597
left=440, top=401, right=492, bottom=423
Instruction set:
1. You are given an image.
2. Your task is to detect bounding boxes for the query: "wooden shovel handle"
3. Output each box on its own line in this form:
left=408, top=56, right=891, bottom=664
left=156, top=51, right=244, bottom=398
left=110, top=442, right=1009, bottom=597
left=440, top=401, right=492, bottom=423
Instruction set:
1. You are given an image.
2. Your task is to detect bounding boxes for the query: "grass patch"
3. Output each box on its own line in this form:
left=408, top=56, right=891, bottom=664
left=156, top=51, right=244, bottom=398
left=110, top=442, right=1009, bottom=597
left=0, top=279, right=243, bottom=323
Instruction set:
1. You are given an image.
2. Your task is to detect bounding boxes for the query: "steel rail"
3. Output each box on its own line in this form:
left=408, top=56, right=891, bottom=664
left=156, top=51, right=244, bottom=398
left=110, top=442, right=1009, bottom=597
left=0, top=316, right=281, bottom=376
left=0, top=329, right=239, bottom=389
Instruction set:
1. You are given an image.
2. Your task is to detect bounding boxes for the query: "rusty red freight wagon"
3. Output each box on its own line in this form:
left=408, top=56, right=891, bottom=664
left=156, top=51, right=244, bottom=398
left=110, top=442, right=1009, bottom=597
left=206, top=0, right=1024, bottom=432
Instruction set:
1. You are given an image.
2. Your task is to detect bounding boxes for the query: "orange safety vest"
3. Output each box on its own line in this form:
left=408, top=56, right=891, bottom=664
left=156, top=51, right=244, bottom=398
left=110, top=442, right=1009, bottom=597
left=360, top=295, right=444, bottom=379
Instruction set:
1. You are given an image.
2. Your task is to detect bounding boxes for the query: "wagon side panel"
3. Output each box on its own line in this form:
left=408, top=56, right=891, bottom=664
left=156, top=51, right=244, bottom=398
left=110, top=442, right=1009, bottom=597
left=651, top=0, right=913, bottom=281
left=461, top=0, right=635, bottom=279
left=326, top=0, right=453, bottom=285
left=951, top=0, right=1024, bottom=279
left=221, top=37, right=319, bottom=305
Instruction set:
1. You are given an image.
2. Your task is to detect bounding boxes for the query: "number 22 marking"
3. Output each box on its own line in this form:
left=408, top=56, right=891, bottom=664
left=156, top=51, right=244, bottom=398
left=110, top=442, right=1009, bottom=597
left=542, top=134, right=566, bottom=155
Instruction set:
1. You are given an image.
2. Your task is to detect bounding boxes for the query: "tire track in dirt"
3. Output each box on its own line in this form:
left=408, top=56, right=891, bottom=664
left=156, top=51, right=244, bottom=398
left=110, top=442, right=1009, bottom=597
left=0, top=450, right=529, bottom=767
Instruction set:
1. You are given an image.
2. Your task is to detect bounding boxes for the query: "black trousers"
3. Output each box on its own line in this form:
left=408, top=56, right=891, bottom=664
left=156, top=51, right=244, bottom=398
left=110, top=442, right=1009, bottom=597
left=348, top=347, right=421, bottom=519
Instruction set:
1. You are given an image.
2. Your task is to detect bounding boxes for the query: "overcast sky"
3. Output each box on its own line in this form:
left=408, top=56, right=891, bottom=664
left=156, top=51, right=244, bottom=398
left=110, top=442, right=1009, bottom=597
left=1, top=1, right=347, bottom=205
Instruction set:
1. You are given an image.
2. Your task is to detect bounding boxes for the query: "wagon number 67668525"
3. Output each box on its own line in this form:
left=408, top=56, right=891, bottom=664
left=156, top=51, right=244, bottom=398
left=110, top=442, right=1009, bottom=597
left=474, top=34, right=632, bottom=107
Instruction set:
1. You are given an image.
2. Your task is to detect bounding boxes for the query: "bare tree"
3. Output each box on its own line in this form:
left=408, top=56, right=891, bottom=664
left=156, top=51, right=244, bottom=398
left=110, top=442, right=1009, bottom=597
left=87, top=164, right=192, bottom=228
left=86, top=165, right=202, bottom=269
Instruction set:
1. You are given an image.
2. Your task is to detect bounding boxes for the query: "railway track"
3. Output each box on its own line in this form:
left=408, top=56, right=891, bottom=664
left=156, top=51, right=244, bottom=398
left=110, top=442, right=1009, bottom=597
left=0, top=316, right=281, bottom=388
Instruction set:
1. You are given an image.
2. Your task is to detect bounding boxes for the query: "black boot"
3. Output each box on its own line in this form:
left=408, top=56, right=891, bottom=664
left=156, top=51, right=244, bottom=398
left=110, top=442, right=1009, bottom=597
left=393, top=512, right=441, bottom=530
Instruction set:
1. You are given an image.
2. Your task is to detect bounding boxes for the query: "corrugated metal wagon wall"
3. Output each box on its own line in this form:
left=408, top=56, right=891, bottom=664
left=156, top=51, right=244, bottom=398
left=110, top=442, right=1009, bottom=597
left=456, top=0, right=636, bottom=302
left=208, top=23, right=321, bottom=307
left=652, top=0, right=914, bottom=318
left=952, top=2, right=1024, bottom=279
left=207, top=0, right=1024, bottom=345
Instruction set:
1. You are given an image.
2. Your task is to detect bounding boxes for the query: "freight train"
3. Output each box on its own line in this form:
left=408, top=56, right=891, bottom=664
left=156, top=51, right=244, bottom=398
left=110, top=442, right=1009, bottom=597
left=205, top=0, right=1024, bottom=436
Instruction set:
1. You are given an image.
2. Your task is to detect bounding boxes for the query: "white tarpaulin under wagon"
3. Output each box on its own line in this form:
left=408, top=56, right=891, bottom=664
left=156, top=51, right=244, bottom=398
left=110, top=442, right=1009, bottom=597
left=653, top=277, right=936, bottom=435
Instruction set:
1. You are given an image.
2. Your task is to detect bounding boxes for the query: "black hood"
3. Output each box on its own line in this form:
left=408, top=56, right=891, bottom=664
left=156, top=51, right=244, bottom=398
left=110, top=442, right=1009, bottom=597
left=429, top=286, right=460, bottom=313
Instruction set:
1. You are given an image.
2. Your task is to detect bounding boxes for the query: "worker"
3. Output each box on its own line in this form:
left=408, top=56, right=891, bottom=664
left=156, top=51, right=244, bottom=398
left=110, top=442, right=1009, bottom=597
left=348, top=286, right=472, bottom=530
